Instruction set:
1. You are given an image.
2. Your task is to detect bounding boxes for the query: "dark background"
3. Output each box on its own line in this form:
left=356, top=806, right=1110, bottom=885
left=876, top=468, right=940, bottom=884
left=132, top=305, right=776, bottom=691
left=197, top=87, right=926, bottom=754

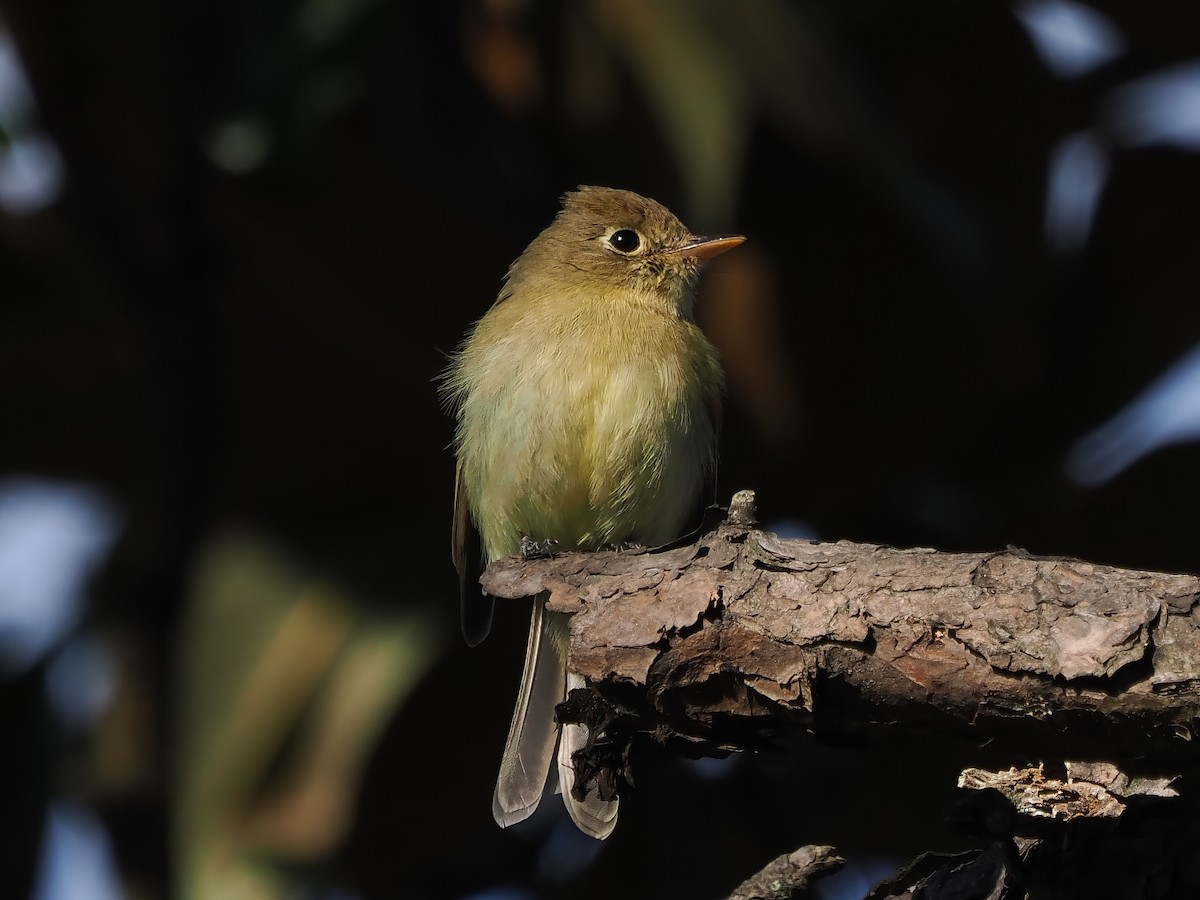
left=2, top=1, right=1200, bottom=898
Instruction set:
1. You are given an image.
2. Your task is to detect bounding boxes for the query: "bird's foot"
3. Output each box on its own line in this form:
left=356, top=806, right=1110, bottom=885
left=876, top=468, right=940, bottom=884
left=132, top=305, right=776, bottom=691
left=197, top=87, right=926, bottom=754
left=520, top=536, right=560, bottom=560
left=609, top=541, right=645, bottom=552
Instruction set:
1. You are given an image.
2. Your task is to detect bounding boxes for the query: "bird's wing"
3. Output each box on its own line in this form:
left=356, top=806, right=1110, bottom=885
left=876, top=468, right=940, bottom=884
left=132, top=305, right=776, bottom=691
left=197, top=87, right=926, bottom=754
left=704, top=390, right=723, bottom=512
left=453, top=463, right=493, bottom=646
left=687, top=389, right=724, bottom=536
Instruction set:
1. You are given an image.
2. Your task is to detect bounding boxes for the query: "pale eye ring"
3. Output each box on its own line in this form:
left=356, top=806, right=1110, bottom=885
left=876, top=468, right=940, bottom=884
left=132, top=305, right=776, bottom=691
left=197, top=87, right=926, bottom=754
left=608, top=229, right=641, bottom=253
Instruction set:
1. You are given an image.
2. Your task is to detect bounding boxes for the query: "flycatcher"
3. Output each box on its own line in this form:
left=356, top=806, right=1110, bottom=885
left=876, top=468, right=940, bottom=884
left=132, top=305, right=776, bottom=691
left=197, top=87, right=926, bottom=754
left=443, top=185, right=744, bottom=839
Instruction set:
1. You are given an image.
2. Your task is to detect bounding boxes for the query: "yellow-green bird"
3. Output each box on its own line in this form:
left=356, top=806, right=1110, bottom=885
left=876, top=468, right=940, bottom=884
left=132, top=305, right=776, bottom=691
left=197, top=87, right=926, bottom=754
left=443, top=185, right=743, bottom=839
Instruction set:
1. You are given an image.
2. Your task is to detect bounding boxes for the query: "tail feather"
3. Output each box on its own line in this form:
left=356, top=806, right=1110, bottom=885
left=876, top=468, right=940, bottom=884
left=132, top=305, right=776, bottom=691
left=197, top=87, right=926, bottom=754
left=492, top=601, right=619, bottom=838
left=558, top=672, right=619, bottom=839
left=492, top=596, right=563, bottom=826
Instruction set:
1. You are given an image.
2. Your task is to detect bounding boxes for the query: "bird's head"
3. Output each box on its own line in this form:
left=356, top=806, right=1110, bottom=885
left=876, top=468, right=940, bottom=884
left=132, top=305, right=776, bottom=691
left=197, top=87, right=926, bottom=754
left=503, top=185, right=744, bottom=318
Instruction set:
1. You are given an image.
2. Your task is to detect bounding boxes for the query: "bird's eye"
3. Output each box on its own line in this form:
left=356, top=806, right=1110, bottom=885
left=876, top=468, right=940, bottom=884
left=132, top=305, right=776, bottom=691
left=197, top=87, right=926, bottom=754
left=608, top=229, right=641, bottom=253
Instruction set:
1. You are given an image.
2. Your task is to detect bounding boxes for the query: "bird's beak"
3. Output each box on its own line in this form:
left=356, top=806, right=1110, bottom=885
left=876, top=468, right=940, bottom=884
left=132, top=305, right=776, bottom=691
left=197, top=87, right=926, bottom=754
left=669, top=234, right=746, bottom=261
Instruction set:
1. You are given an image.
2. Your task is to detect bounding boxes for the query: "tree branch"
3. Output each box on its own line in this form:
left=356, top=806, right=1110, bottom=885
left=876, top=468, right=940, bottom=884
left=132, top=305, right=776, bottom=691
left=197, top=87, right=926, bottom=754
left=481, top=491, right=1200, bottom=896
left=725, top=844, right=844, bottom=900
left=481, top=492, right=1200, bottom=772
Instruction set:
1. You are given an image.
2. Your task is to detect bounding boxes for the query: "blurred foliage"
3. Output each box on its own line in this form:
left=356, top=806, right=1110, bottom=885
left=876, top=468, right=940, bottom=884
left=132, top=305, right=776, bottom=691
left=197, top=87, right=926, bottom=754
left=176, top=530, right=442, bottom=900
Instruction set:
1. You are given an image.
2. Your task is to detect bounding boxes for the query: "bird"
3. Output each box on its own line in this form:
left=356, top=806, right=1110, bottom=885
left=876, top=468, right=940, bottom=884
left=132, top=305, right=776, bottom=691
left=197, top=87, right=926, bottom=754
left=442, top=185, right=743, bottom=839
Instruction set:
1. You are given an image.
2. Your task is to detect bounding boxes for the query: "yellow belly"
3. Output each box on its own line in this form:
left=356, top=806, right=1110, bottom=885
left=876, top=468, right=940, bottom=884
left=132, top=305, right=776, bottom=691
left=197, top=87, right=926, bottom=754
left=452, top=290, right=721, bottom=562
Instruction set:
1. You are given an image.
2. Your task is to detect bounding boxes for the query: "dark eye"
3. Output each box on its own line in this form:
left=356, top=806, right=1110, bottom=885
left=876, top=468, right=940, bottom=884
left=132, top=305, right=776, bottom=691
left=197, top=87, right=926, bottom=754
left=608, top=229, right=641, bottom=253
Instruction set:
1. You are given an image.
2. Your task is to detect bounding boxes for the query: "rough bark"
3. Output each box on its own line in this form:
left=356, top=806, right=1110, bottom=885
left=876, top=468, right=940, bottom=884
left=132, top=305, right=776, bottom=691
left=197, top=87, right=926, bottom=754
left=725, top=844, right=844, bottom=900
left=481, top=494, right=1200, bottom=769
left=480, top=491, right=1200, bottom=899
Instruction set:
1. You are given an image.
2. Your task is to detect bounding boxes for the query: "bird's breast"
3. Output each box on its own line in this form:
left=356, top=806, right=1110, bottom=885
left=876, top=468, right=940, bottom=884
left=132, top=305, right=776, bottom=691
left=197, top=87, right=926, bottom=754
left=455, top=293, right=720, bottom=560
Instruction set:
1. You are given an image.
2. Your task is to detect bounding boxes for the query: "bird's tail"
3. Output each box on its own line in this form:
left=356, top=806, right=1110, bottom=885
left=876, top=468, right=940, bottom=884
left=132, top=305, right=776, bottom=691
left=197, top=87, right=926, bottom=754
left=559, top=670, right=618, bottom=838
left=492, top=598, right=618, bottom=838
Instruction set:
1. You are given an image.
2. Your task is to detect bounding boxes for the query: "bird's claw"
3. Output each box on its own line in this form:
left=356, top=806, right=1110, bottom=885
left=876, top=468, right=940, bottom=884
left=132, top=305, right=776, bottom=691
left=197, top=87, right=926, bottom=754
left=520, top=536, right=560, bottom=560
